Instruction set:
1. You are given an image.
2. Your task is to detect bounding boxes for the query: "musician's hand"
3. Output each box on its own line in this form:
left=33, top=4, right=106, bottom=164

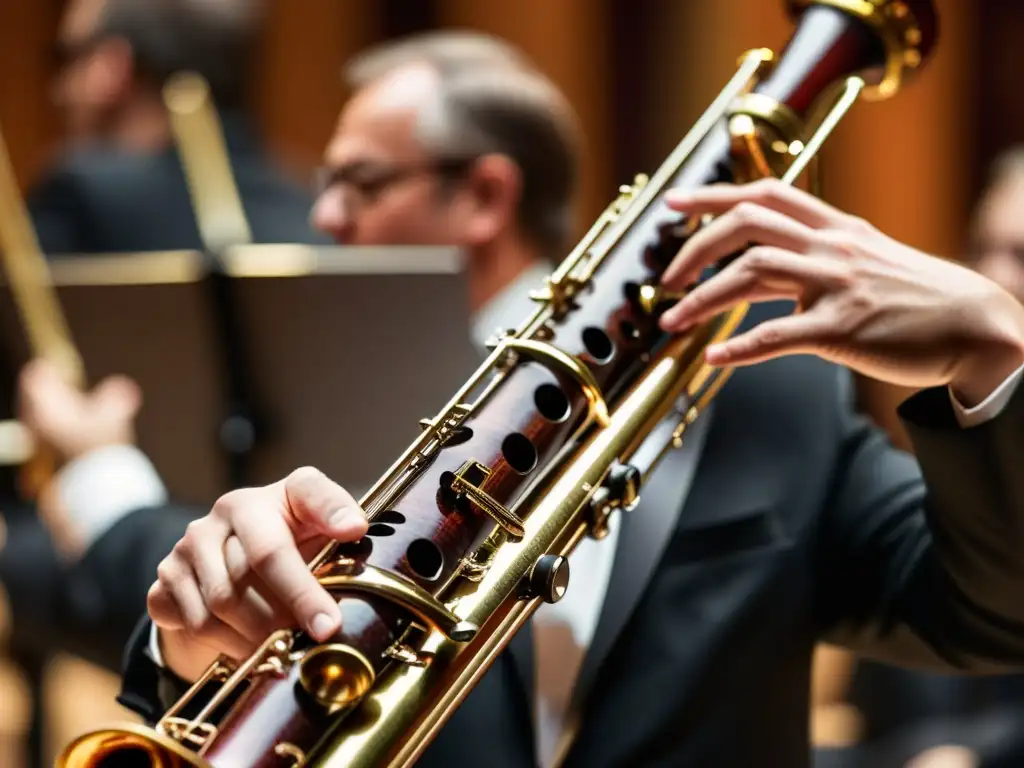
left=660, top=179, right=1024, bottom=407
left=904, top=745, right=979, bottom=768
left=18, top=358, right=140, bottom=460
left=147, top=467, right=368, bottom=681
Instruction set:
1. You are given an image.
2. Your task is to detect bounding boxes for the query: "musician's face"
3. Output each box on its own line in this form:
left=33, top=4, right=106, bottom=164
left=971, top=175, right=1024, bottom=303
left=312, top=64, right=514, bottom=250
left=53, top=0, right=132, bottom=142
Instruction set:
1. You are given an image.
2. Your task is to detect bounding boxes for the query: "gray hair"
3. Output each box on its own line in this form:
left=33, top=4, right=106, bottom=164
left=344, top=31, right=582, bottom=260
left=96, top=0, right=265, bottom=107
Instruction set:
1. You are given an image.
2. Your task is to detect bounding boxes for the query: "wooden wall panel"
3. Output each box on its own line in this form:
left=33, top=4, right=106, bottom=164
left=437, top=0, right=613, bottom=237
left=380, top=0, right=439, bottom=38
left=646, top=0, right=791, bottom=163
left=253, top=0, right=376, bottom=182
left=0, top=0, right=61, bottom=191
left=606, top=0, right=657, bottom=184
left=972, top=3, right=1024, bottom=202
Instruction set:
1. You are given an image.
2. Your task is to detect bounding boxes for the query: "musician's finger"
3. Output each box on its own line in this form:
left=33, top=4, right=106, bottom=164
left=147, top=580, right=184, bottom=630
left=153, top=556, right=252, bottom=656
left=281, top=466, right=368, bottom=541
left=231, top=507, right=341, bottom=642
left=183, top=522, right=277, bottom=642
left=660, top=247, right=811, bottom=332
left=662, top=203, right=817, bottom=289
left=703, top=313, right=831, bottom=367
left=224, top=533, right=251, bottom=584
left=155, top=553, right=209, bottom=634
left=225, top=535, right=296, bottom=630
left=665, top=178, right=845, bottom=230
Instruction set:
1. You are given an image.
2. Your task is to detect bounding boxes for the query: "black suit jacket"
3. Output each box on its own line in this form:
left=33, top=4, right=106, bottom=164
left=25, top=113, right=330, bottom=255
left=114, top=304, right=1024, bottom=767
left=0, top=113, right=328, bottom=672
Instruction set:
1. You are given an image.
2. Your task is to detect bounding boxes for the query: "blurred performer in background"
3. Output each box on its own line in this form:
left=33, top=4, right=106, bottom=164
left=0, top=0, right=328, bottom=674
left=967, top=147, right=1024, bottom=305
left=111, top=33, right=1024, bottom=768
left=310, top=32, right=574, bottom=320
left=0, top=359, right=192, bottom=673
left=28, top=0, right=326, bottom=253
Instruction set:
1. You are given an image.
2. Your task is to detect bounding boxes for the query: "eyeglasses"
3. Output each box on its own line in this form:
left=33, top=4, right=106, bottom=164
left=312, top=157, right=476, bottom=210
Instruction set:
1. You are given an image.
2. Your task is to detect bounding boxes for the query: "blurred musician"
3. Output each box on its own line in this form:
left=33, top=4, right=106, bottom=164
left=0, top=0, right=328, bottom=672
left=968, top=147, right=1024, bottom=305
left=110, top=33, right=1024, bottom=768
left=28, top=0, right=326, bottom=253
left=310, top=32, right=574, bottom=318
left=1, top=359, right=195, bottom=670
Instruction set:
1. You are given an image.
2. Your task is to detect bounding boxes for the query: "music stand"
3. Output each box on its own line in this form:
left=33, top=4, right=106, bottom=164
left=0, top=244, right=481, bottom=505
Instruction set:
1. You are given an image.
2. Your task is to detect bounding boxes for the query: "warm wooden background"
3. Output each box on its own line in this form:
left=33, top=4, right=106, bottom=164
left=0, top=0, right=1022, bottom=764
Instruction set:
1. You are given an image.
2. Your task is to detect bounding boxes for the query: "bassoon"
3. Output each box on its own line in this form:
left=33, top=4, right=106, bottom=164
left=56, top=0, right=938, bottom=765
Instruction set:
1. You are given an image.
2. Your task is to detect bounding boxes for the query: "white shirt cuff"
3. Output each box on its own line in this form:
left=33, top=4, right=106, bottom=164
left=148, top=622, right=166, bottom=667
left=56, top=443, right=168, bottom=550
left=948, top=364, right=1024, bottom=428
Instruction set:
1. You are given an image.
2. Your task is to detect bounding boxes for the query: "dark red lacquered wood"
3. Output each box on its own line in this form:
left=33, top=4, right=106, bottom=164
left=199, top=4, right=924, bottom=765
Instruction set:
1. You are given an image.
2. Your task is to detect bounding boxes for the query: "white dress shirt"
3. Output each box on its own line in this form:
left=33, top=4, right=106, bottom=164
left=145, top=259, right=1024, bottom=768
left=55, top=443, right=169, bottom=553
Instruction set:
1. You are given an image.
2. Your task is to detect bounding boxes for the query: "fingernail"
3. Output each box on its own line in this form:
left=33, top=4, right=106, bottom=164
left=660, top=302, right=686, bottom=328
left=329, top=508, right=357, bottom=529
left=310, top=612, right=338, bottom=640
left=329, top=509, right=366, bottom=537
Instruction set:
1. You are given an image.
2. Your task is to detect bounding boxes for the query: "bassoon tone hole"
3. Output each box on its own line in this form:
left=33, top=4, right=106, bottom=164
left=581, top=326, right=614, bottom=363
left=535, top=383, right=571, bottom=423
left=502, top=433, right=538, bottom=474
left=407, top=539, right=444, bottom=582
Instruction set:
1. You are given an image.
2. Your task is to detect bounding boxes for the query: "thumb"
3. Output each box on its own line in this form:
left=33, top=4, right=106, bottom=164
left=92, top=374, right=142, bottom=419
left=282, top=467, right=368, bottom=542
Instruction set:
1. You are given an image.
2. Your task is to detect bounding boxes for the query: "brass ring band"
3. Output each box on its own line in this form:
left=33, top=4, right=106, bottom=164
left=728, top=92, right=806, bottom=144
left=317, top=559, right=479, bottom=642
left=500, top=338, right=610, bottom=428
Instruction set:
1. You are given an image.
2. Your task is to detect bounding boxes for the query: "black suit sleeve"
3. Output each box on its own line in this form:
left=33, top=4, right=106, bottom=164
left=819, top=375, right=1024, bottom=672
left=54, top=504, right=197, bottom=672
left=117, top=615, right=202, bottom=724
left=100, top=505, right=219, bottom=725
